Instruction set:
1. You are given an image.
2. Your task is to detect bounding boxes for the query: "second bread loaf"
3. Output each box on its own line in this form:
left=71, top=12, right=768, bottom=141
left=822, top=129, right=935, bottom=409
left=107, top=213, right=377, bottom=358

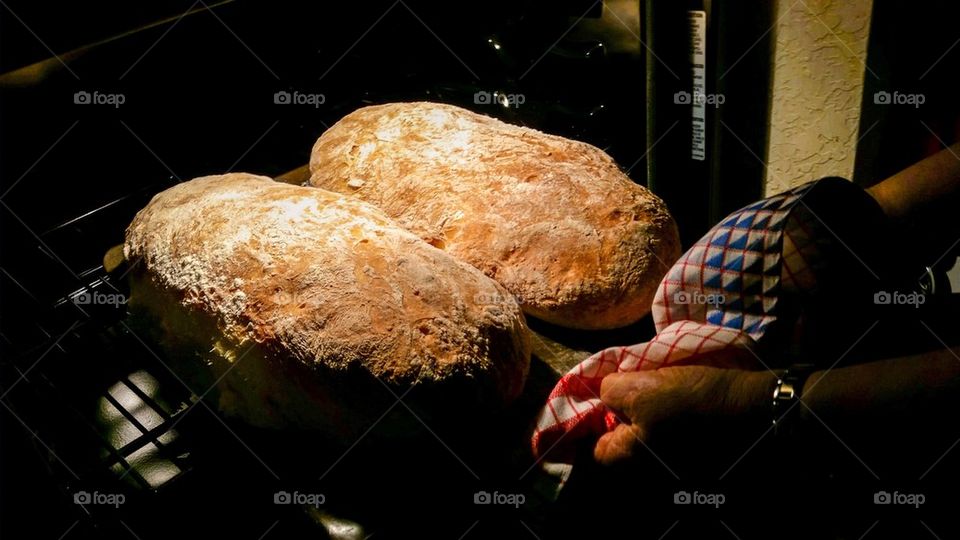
left=309, top=102, right=681, bottom=329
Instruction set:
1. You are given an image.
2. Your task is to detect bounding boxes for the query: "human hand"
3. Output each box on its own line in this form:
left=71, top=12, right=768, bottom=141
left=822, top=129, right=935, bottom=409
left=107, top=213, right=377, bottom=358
left=593, top=366, right=774, bottom=465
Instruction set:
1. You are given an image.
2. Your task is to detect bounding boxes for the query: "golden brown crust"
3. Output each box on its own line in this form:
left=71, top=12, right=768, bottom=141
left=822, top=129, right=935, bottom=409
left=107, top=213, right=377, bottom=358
left=123, top=173, right=531, bottom=430
left=308, top=102, right=681, bottom=329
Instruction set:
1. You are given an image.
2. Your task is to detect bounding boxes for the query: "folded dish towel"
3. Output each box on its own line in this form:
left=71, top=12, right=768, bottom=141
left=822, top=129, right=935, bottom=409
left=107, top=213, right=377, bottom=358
left=531, top=321, right=758, bottom=462
left=531, top=178, right=882, bottom=463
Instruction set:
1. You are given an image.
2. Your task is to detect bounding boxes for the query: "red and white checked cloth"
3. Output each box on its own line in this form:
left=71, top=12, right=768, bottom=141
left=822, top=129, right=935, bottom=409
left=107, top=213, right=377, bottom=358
left=530, top=179, right=856, bottom=463
left=531, top=321, right=758, bottom=462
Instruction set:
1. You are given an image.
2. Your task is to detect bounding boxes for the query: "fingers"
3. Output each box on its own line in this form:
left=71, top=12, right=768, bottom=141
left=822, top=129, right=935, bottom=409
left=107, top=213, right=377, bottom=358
left=597, top=373, right=652, bottom=466
left=594, top=423, right=645, bottom=466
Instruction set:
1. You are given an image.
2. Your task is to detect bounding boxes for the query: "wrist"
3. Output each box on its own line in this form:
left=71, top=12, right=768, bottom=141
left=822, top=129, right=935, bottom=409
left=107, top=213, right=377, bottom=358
left=726, top=370, right=779, bottom=419
left=771, top=365, right=820, bottom=438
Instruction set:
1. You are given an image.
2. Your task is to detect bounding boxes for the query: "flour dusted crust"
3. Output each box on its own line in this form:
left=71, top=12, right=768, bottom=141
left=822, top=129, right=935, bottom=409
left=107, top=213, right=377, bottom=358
left=123, top=173, right=530, bottom=435
left=308, top=102, right=681, bottom=329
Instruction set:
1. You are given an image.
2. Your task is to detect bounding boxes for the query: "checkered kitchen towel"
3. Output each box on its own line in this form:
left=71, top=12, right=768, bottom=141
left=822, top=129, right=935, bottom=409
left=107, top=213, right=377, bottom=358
left=531, top=178, right=873, bottom=463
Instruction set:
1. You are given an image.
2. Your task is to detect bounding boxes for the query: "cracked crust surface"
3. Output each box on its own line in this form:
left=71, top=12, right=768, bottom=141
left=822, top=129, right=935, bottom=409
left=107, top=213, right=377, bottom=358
left=309, top=102, right=681, bottom=329
left=123, top=173, right=530, bottom=432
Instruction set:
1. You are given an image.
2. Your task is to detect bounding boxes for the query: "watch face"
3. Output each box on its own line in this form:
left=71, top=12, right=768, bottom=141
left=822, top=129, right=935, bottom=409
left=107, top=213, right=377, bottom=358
left=780, top=381, right=798, bottom=400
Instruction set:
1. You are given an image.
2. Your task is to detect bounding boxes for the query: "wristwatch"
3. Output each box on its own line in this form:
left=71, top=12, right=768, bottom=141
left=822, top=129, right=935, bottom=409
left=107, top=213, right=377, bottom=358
left=771, top=364, right=817, bottom=437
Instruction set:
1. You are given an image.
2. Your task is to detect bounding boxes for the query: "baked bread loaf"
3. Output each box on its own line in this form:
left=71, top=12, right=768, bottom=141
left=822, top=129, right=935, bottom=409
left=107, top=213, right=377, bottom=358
left=308, top=102, right=681, bottom=329
left=123, top=173, right=530, bottom=438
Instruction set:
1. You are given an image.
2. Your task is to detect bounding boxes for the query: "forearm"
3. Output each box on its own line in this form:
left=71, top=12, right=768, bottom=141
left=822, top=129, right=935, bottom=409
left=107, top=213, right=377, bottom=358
left=801, top=348, right=960, bottom=420
left=741, top=348, right=960, bottom=442
left=866, top=142, right=960, bottom=221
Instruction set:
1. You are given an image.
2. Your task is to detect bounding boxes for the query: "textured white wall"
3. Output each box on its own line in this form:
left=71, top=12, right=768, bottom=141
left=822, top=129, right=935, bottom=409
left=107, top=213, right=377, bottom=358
left=765, top=0, right=873, bottom=195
